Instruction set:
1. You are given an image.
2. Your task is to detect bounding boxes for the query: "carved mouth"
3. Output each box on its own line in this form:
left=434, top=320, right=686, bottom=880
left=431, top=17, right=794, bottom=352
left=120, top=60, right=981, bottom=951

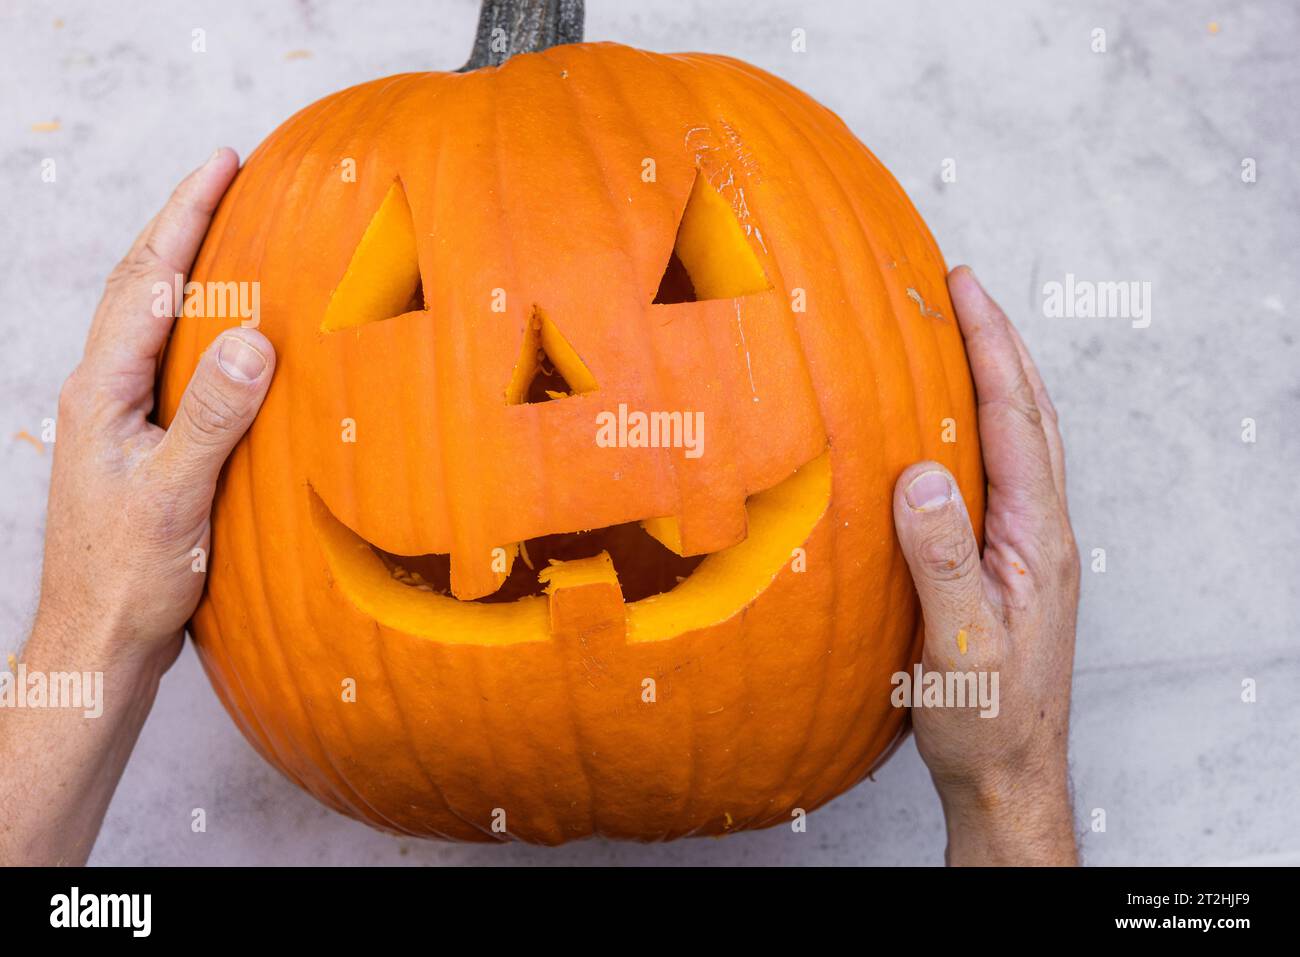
left=308, top=449, right=830, bottom=645
left=371, top=521, right=708, bottom=605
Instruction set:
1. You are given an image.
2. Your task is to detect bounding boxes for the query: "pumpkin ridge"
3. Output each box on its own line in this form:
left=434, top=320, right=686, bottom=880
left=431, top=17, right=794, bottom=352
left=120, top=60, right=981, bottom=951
left=723, top=56, right=980, bottom=799
left=672, top=55, right=871, bottom=800
left=207, top=108, right=381, bottom=820
left=751, top=66, right=929, bottom=800
left=616, top=49, right=851, bottom=828
left=757, top=89, right=939, bottom=800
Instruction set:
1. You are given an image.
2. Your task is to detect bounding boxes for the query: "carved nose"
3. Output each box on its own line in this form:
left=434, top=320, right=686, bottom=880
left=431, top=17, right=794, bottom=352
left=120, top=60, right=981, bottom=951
left=506, top=306, right=597, bottom=405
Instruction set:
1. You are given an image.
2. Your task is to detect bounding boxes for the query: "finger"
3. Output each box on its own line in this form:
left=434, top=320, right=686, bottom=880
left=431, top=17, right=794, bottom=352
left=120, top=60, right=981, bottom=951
left=86, top=148, right=240, bottom=369
left=123, top=213, right=159, bottom=264
left=947, top=266, right=1058, bottom=521
left=149, top=329, right=274, bottom=506
left=893, top=462, right=990, bottom=662
left=143, top=147, right=240, bottom=276
left=1003, top=319, right=1068, bottom=510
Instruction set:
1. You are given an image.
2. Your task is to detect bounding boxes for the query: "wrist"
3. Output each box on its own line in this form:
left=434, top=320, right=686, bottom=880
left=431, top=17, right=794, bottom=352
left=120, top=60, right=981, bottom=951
left=936, top=761, right=1078, bottom=866
left=27, top=600, right=181, bottom=682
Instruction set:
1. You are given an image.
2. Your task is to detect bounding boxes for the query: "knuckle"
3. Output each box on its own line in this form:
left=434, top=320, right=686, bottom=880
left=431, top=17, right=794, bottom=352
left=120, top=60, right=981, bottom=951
left=1023, top=523, right=1080, bottom=589
left=57, top=370, right=86, bottom=417
left=140, top=238, right=177, bottom=274
left=184, top=384, right=245, bottom=440
left=1006, top=365, right=1044, bottom=426
left=1035, top=388, right=1060, bottom=424
left=1018, top=395, right=1044, bottom=428
left=966, top=315, right=1005, bottom=345
left=981, top=392, right=1043, bottom=430
left=1058, top=534, right=1082, bottom=582
left=916, top=525, right=980, bottom=582
left=108, top=251, right=160, bottom=287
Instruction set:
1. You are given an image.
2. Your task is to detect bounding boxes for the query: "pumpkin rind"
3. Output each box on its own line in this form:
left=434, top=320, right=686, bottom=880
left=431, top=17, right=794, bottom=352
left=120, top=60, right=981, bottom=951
left=158, top=42, right=984, bottom=842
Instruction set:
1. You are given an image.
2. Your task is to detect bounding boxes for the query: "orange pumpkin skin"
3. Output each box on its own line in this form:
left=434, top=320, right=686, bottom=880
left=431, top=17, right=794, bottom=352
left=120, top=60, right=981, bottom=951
left=158, top=42, right=984, bottom=843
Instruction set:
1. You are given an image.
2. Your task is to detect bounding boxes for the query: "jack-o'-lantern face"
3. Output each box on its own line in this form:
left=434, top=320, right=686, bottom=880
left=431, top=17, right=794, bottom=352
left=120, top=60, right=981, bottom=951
left=306, top=162, right=832, bottom=645
left=158, top=43, right=983, bottom=843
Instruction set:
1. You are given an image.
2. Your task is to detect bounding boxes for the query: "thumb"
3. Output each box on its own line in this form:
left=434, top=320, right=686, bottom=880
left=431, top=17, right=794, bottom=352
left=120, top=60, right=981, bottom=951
left=153, top=329, right=275, bottom=493
left=892, top=462, right=987, bottom=656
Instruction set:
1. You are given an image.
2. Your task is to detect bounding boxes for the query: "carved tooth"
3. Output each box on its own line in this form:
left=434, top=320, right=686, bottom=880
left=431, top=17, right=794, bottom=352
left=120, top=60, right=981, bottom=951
left=642, top=499, right=747, bottom=556
left=538, top=551, right=626, bottom=642
left=449, top=544, right=516, bottom=600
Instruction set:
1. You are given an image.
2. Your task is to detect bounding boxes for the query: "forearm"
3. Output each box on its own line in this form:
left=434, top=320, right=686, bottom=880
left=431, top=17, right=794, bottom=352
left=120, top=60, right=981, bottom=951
left=0, top=617, right=173, bottom=865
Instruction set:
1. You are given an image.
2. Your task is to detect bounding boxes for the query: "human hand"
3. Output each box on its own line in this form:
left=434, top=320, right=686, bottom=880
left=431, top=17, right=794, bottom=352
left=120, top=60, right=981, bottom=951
left=0, top=149, right=274, bottom=865
left=34, top=147, right=275, bottom=668
left=892, top=266, right=1080, bottom=866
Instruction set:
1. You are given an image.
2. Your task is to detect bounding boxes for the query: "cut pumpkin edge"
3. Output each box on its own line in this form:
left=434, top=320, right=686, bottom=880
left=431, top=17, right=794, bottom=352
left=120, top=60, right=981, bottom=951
left=308, top=448, right=831, bottom=646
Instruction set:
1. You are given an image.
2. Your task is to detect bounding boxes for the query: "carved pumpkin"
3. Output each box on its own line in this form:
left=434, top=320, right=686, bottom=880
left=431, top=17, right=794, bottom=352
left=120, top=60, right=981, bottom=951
left=158, top=35, right=983, bottom=842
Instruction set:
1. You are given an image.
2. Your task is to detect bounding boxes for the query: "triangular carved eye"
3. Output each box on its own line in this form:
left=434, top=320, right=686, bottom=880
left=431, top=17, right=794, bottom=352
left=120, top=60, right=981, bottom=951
left=321, top=181, right=423, bottom=331
left=652, top=172, right=770, bottom=304
left=507, top=308, right=597, bottom=405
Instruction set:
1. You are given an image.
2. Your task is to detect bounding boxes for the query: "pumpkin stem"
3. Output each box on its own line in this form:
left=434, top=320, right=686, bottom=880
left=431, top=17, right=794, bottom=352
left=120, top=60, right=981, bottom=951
left=459, top=0, right=585, bottom=72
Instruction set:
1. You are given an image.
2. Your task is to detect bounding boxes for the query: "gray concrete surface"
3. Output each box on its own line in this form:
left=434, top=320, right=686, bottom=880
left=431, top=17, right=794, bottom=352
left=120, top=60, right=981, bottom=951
left=1, top=0, right=1296, bottom=865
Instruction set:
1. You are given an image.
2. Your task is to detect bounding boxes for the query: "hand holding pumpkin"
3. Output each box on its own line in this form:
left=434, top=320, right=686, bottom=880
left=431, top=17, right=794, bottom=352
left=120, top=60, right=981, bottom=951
left=0, top=150, right=275, bottom=865
left=893, top=267, right=1080, bottom=866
